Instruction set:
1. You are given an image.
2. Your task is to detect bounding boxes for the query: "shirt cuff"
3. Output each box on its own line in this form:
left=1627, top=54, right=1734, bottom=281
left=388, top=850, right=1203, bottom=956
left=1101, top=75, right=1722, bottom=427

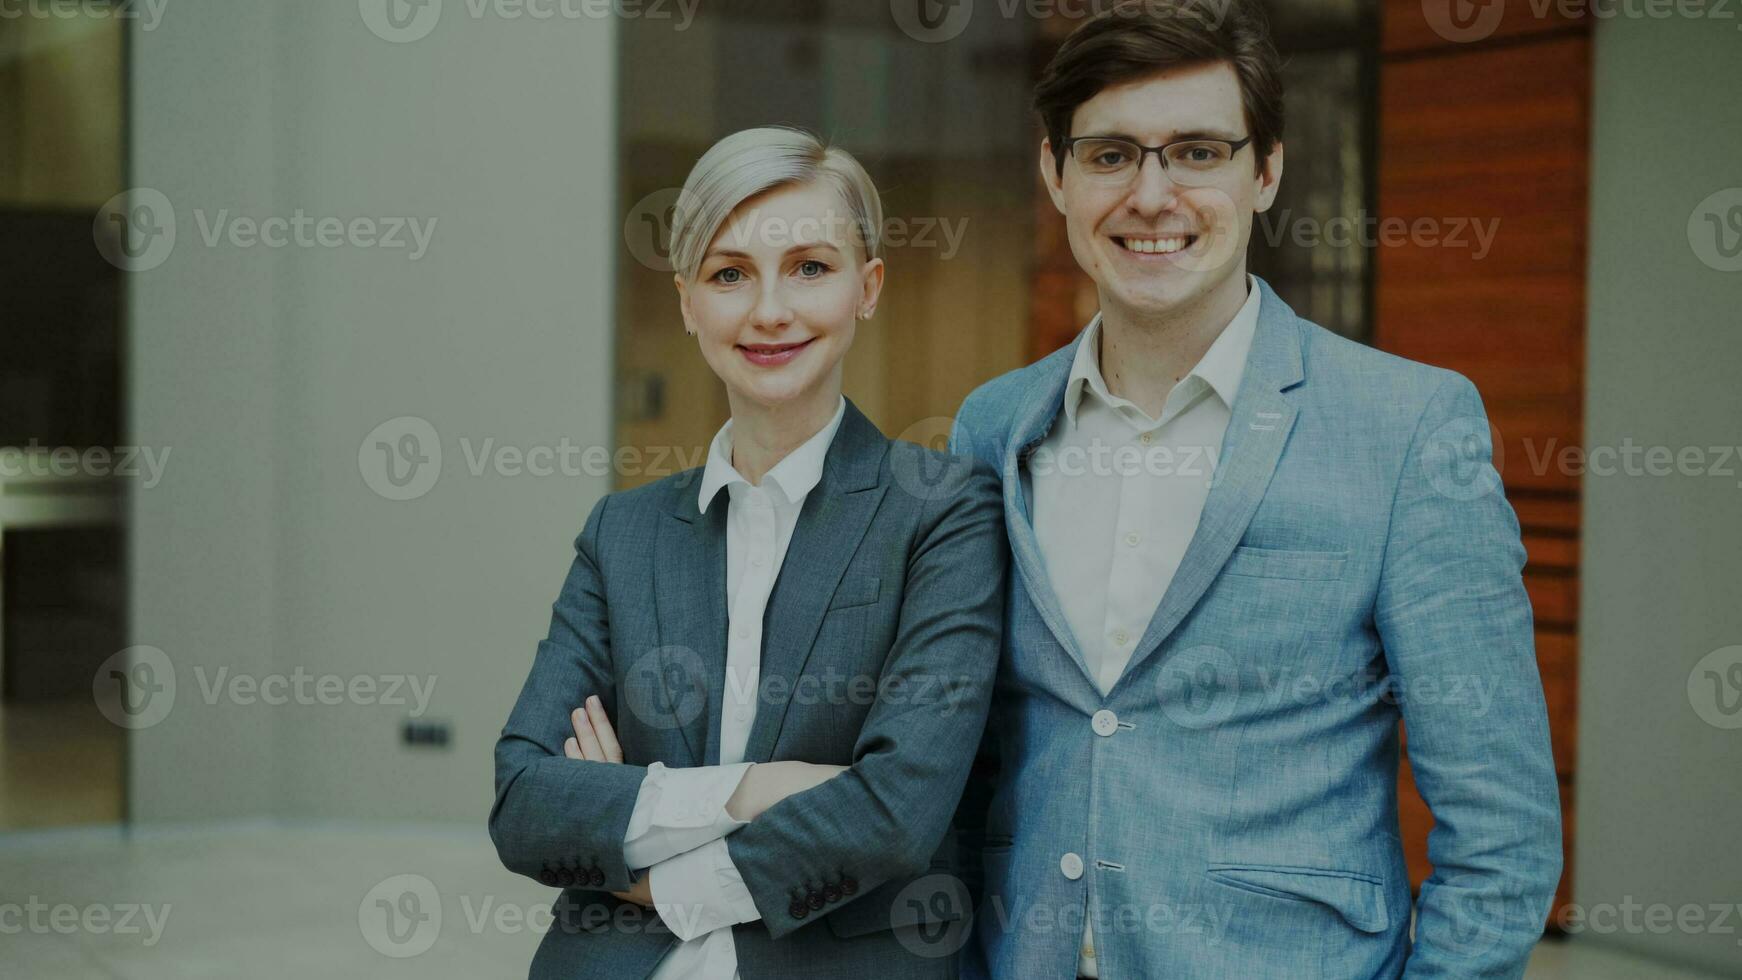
left=622, top=762, right=752, bottom=871
left=649, top=837, right=762, bottom=942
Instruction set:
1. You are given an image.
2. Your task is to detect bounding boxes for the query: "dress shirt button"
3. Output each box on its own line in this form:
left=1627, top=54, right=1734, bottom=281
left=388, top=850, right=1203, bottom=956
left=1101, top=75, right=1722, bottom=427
left=736, top=626, right=749, bottom=639
left=1111, top=630, right=1129, bottom=646
left=1092, top=709, right=1119, bottom=737
left=1124, top=531, right=1140, bottom=547
left=1060, top=852, right=1085, bottom=880
left=1139, top=432, right=1154, bottom=445
left=750, top=555, right=764, bottom=567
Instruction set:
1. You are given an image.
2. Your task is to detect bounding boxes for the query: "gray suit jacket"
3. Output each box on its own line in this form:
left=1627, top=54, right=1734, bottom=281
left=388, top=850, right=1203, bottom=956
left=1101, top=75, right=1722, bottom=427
left=491, top=400, right=1006, bottom=979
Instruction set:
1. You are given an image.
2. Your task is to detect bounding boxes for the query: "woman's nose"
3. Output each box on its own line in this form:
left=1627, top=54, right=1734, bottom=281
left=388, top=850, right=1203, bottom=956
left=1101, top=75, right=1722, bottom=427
left=749, top=283, right=794, bottom=330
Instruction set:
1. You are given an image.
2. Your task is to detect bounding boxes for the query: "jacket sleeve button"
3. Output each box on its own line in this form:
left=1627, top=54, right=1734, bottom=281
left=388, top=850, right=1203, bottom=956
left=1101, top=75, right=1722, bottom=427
left=588, top=867, right=605, bottom=887
left=788, top=900, right=809, bottom=920
left=840, top=876, right=858, bottom=896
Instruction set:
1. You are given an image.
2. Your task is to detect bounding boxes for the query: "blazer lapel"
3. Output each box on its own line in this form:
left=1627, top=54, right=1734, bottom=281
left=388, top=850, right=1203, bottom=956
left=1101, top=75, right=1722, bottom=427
left=652, top=478, right=726, bottom=767
left=740, top=401, right=889, bottom=764
left=1001, top=341, right=1100, bottom=692
left=1113, top=282, right=1306, bottom=693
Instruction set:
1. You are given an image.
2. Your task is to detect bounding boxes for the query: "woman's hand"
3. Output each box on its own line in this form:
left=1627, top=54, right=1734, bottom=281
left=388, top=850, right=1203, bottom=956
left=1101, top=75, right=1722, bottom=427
left=561, top=696, right=649, bottom=905
left=563, top=694, right=622, bottom=764
left=725, top=761, right=848, bottom=822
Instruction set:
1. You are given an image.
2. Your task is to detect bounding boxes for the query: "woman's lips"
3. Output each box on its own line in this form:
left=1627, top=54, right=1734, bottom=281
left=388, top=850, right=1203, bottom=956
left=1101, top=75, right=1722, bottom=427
left=737, top=338, right=815, bottom=367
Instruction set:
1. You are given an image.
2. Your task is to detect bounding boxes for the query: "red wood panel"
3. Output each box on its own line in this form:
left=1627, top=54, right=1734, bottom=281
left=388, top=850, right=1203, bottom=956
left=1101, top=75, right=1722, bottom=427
left=1382, top=0, right=1586, bottom=56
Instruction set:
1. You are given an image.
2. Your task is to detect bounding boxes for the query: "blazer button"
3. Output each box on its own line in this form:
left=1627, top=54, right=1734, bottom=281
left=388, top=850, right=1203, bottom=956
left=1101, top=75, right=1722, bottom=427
left=841, top=876, right=858, bottom=896
left=806, top=889, right=825, bottom=911
left=588, top=867, right=605, bottom=887
left=538, top=866, right=558, bottom=887
left=823, top=883, right=842, bottom=903
left=788, top=900, right=809, bottom=920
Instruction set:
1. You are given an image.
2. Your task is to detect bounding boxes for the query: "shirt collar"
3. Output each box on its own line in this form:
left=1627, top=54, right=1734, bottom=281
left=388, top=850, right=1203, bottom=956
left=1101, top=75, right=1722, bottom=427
left=698, top=396, right=846, bottom=514
left=1063, top=273, right=1263, bottom=427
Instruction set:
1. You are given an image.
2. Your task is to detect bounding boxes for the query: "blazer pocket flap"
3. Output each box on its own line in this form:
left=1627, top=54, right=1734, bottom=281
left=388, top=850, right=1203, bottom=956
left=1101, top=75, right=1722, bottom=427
left=1206, top=865, right=1389, bottom=933
left=826, top=872, right=968, bottom=939
left=1224, top=547, right=1348, bottom=581
left=827, top=576, right=882, bottom=611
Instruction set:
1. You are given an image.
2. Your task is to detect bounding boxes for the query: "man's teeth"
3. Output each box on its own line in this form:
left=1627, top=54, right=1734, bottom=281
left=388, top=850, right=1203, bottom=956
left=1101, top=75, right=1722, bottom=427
left=1121, top=236, right=1190, bottom=254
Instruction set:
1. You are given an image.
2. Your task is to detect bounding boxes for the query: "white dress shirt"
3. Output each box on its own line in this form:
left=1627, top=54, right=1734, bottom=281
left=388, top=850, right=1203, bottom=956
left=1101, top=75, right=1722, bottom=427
left=1029, top=277, right=1260, bottom=977
left=621, top=396, right=846, bottom=980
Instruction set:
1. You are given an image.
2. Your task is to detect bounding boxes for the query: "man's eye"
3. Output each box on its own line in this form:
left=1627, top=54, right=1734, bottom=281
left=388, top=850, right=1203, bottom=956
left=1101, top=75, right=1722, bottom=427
left=1095, top=151, right=1132, bottom=166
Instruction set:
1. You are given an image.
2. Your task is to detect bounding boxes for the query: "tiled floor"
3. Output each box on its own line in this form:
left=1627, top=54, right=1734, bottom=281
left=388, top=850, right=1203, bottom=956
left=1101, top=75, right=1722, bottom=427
left=0, top=823, right=1732, bottom=979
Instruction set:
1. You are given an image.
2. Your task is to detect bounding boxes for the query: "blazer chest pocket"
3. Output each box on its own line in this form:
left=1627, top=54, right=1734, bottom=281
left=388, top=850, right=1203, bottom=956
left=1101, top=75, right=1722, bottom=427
left=828, top=576, right=881, bottom=611
left=1223, top=546, right=1347, bottom=581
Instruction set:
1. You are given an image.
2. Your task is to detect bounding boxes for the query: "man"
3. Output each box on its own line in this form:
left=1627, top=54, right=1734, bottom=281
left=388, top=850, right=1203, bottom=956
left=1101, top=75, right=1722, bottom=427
left=949, top=1, right=1562, bottom=977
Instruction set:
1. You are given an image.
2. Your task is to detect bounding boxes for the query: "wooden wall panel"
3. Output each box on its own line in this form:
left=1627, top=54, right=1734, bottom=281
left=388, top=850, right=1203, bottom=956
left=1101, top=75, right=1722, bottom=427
left=1377, top=3, right=1590, bottom=926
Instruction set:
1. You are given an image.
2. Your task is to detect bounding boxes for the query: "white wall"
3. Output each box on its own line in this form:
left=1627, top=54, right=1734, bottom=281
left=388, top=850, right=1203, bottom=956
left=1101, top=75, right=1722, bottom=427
left=1577, top=12, right=1742, bottom=977
left=129, top=0, right=617, bottom=824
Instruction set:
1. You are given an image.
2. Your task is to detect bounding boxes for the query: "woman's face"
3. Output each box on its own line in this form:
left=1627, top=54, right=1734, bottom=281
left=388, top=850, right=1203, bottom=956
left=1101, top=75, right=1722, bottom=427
left=677, top=181, right=883, bottom=414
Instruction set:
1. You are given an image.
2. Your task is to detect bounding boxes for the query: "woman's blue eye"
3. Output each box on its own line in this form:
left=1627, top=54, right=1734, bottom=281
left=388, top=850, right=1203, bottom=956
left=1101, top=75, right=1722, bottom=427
left=713, top=267, right=743, bottom=284
left=798, top=260, right=828, bottom=277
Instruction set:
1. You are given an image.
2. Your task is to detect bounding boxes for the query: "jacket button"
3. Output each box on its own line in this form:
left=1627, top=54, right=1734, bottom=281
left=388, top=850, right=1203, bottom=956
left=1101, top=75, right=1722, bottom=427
left=1092, top=709, right=1119, bottom=737
left=1060, top=852, right=1084, bottom=880
left=789, top=900, right=809, bottom=920
left=823, top=883, right=842, bottom=903
left=841, top=876, right=858, bottom=896
left=588, top=867, right=605, bottom=887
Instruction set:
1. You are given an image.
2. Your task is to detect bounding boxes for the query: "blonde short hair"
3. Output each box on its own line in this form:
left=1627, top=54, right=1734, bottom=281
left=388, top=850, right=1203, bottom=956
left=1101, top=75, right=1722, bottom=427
left=669, top=126, right=883, bottom=282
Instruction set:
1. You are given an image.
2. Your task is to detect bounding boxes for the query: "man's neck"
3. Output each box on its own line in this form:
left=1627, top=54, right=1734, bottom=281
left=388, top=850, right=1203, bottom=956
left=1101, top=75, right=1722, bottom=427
left=1096, top=272, right=1250, bottom=420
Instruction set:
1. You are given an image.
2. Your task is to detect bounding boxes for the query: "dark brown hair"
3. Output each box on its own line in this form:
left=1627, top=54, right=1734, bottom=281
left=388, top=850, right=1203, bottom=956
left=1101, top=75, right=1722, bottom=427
left=1033, top=0, right=1284, bottom=178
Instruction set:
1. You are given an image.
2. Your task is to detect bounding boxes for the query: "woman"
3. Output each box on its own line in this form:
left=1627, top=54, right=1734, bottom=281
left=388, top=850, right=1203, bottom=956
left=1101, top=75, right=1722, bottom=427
left=490, top=127, right=1006, bottom=980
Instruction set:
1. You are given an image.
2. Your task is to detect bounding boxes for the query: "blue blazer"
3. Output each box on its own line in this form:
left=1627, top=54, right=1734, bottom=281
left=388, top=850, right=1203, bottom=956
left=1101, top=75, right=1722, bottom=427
left=950, top=278, right=1562, bottom=979
left=491, top=400, right=1007, bottom=979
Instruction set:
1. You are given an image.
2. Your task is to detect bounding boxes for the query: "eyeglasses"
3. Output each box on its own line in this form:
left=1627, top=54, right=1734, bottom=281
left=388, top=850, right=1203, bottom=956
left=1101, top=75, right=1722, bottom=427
left=1061, top=135, right=1253, bottom=187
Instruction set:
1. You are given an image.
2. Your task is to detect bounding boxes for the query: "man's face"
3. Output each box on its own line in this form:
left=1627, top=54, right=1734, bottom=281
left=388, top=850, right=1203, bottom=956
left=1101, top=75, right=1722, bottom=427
left=1041, top=60, right=1282, bottom=322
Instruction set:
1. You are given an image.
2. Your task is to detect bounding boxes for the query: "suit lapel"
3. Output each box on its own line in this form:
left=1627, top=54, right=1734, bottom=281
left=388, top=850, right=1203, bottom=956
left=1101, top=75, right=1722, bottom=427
left=740, top=402, right=888, bottom=764
left=1113, top=282, right=1306, bottom=693
left=1001, top=341, right=1100, bottom=692
left=653, top=478, right=726, bottom=767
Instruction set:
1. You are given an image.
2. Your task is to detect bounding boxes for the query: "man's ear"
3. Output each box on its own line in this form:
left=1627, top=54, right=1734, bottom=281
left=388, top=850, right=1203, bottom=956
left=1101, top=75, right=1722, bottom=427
left=1039, top=139, right=1068, bottom=216
left=1254, top=139, right=1284, bottom=214
left=673, top=273, right=698, bottom=336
